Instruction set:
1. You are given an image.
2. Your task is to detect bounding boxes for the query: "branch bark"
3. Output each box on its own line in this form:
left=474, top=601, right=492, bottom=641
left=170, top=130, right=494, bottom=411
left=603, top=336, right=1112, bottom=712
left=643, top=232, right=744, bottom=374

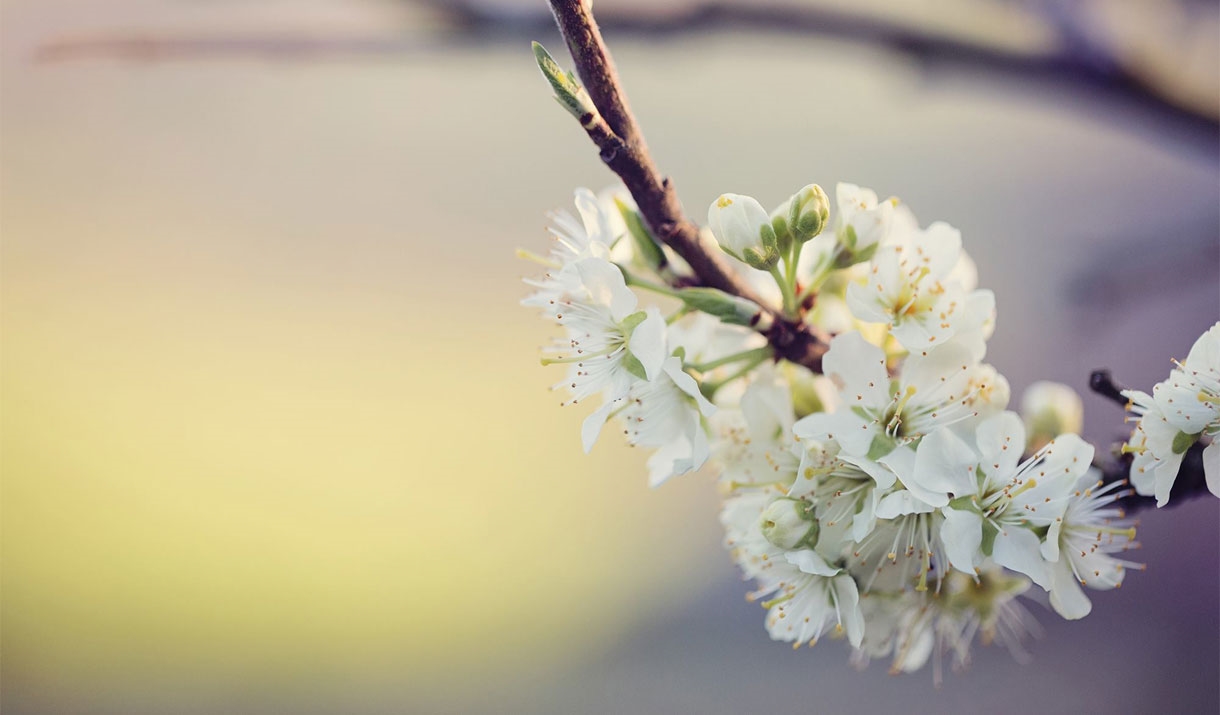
left=544, top=0, right=828, bottom=371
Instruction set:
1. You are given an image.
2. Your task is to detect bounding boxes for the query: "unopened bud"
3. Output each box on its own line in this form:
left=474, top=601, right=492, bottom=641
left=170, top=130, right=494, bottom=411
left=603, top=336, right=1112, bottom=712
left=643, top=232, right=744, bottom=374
left=707, top=193, right=779, bottom=270
left=787, top=184, right=830, bottom=244
left=759, top=498, right=819, bottom=550
left=1020, top=381, right=1083, bottom=451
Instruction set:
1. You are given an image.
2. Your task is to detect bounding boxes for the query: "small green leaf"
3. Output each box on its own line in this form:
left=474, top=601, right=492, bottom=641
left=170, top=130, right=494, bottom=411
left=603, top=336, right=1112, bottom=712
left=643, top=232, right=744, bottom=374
left=866, top=433, right=898, bottom=461
left=619, top=310, right=648, bottom=334
left=1171, top=430, right=1198, bottom=455
left=676, top=287, right=761, bottom=326
left=980, top=520, right=999, bottom=557
left=615, top=198, right=666, bottom=271
left=622, top=351, right=648, bottom=381
left=532, top=41, right=596, bottom=120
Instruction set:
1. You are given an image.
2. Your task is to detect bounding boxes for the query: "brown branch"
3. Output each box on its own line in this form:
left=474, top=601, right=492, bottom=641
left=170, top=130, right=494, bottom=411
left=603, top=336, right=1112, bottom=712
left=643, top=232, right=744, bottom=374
left=543, top=0, right=828, bottom=371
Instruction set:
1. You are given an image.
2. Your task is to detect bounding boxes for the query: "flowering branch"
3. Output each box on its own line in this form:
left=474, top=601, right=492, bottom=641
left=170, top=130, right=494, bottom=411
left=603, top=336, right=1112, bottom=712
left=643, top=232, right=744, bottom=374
left=1090, top=369, right=1215, bottom=512
left=539, top=0, right=829, bottom=372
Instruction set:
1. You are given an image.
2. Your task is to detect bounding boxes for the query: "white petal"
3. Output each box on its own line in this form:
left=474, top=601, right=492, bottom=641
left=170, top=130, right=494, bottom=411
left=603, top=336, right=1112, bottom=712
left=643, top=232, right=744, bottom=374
left=874, top=490, right=937, bottom=518
left=845, top=280, right=892, bottom=326
left=580, top=401, right=616, bottom=453
left=975, top=411, right=1024, bottom=478
left=627, top=308, right=667, bottom=381
left=1205, top=441, right=1220, bottom=499
left=940, top=508, right=982, bottom=576
left=662, top=358, right=716, bottom=416
left=993, top=526, right=1052, bottom=590
left=842, top=454, right=898, bottom=491
left=1049, top=557, right=1092, bottom=620
left=1153, top=451, right=1186, bottom=507
left=785, top=549, right=840, bottom=577
left=911, top=428, right=978, bottom=497
left=832, top=575, right=866, bottom=649
left=823, top=331, right=889, bottom=410
left=575, top=258, right=636, bottom=320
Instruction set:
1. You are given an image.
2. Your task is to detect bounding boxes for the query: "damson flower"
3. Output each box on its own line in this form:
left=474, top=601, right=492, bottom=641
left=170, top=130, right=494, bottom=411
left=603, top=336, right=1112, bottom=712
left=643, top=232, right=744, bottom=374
left=939, top=412, right=1094, bottom=589
left=521, top=188, right=618, bottom=315
left=584, top=356, right=717, bottom=486
left=794, top=331, right=1002, bottom=460
left=851, top=566, right=1038, bottom=683
left=1121, top=322, right=1220, bottom=505
left=833, top=182, right=894, bottom=262
left=1043, top=472, right=1142, bottom=620
left=1151, top=322, right=1220, bottom=435
left=540, top=257, right=667, bottom=407
left=844, top=214, right=996, bottom=356
left=711, top=369, right=800, bottom=488
left=720, top=482, right=867, bottom=649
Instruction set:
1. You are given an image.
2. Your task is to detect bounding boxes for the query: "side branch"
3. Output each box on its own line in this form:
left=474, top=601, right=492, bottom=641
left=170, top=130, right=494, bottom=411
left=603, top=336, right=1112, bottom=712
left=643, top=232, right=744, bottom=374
left=543, top=0, right=829, bottom=371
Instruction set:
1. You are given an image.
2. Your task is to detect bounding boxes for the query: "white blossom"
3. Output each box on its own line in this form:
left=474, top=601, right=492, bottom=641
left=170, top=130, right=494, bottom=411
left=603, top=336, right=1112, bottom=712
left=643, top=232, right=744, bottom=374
left=584, top=356, right=717, bottom=486
left=794, top=331, right=1003, bottom=461
left=938, top=412, right=1094, bottom=590
left=1043, top=472, right=1141, bottom=620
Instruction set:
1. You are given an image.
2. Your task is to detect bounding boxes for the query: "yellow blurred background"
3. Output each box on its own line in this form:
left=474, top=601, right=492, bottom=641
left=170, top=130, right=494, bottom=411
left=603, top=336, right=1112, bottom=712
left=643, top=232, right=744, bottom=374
left=2, top=1, right=1218, bottom=713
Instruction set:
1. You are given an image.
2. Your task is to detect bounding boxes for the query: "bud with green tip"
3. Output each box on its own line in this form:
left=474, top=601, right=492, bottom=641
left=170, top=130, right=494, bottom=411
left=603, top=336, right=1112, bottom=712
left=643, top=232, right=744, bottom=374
left=759, top=497, right=819, bottom=550
left=787, top=183, right=830, bottom=244
left=532, top=41, right=597, bottom=121
left=707, top=193, right=780, bottom=271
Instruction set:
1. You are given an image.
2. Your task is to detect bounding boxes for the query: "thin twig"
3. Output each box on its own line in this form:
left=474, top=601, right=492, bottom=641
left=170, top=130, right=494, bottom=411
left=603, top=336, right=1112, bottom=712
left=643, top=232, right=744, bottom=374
left=544, top=0, right=828, bottom=371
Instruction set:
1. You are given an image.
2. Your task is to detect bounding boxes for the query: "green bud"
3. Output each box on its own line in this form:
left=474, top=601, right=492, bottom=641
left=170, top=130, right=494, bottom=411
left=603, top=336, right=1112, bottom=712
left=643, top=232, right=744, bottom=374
left=786, top=184, right=830, bottom=244
left=532, top=42, right=597, bottom=121
left=770, top=201, right=794, bottom=257
left=760, top=498, right=819, bottom=550
left=677, top=287, right=763, bottom=327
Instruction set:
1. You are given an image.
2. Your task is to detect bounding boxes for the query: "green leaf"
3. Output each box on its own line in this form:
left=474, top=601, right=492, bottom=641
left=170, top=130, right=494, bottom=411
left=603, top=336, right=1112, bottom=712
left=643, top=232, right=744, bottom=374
left=614, top=198, right=666, bottom=272
left=532, top=42, right=596, bottom=120
left=1171, top=430, right=1198, bottom=455
left=619, top=310, right=648, bottom=334
left=621, top=351, right=648, bottom=381
left=676, top=287, right=761, bottom=327
left=866, top=433, right=898, bottom=461
left=980, top=520, right=999, bottom=557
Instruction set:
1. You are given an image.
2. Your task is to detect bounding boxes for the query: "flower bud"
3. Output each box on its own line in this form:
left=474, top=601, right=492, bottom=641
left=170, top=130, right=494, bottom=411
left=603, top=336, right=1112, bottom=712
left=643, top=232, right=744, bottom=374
left=759, top=498, right=818, bottom=550
left=707, top=194, right=779, bottom=270
left=1020, top=381, right=1083, bottom=451
left=787, top=183, right=830, bottom=244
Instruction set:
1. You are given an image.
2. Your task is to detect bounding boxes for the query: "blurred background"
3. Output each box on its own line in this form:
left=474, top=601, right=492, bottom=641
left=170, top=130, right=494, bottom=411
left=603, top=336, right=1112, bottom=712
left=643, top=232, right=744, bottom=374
left=2, top=1, right=1217, bottom=713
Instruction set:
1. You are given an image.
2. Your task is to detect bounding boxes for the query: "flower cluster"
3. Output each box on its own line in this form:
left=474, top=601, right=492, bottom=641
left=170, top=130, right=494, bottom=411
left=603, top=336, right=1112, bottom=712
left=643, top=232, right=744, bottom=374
left=1122, top=322, right=1220, bottom=505
left=524, top=182, right=1150, bottom=679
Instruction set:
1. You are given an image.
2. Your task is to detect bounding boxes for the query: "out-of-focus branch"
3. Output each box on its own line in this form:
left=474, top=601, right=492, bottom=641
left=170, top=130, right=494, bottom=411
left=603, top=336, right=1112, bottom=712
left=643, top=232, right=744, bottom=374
left=540, top=0, right=828, bottom=371
left=33, top=1, right=1218, bottom=139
